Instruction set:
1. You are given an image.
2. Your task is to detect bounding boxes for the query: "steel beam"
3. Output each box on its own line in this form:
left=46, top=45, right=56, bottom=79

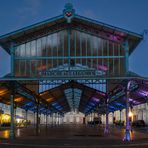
left=0, top=76, right=146, bottom=81
left=14, top=56, right=124, bottom=60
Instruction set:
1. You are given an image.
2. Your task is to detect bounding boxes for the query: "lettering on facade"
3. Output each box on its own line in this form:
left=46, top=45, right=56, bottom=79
left=39, top=70, right=103, bottom=77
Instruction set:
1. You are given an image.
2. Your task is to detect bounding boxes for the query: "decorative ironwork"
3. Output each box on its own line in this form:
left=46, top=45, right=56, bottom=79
left=63, top=3, right=75, bottom=23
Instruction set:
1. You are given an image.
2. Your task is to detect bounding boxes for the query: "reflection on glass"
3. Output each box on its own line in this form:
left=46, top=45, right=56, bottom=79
left=14, top=29, right=125, bottom=77
left=31, top=40, right=36, bottom=57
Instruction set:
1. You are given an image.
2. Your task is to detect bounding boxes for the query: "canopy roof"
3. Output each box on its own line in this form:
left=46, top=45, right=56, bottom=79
left=0, top=78, right=148, bottom=115
left=0, top=4, right=143, bottom=54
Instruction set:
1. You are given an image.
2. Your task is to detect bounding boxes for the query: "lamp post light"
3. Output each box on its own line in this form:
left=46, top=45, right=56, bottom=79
left=128, top=111, right=133, bottom=118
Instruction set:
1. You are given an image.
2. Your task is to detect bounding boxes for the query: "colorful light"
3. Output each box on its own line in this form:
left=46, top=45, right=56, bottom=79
left=37, top=65, right=47, bottom=71
left=91, top=97, right=100, bottom=103
left=47, top=98, right=53, bottom=102
left=65, top=12, right=72, bottom=17
left=14, top=97, right=23, bottom=102
left=0, top=88, right=8, bottom=96
left=97, top=65, right=108, bottom=71
left=128, top=111, right=133, bottom=117
left=16, top=118, right=21, bottom=123
left=1, top=114, right=10, bottom=122
left=138, top=90, right=148, bottom=97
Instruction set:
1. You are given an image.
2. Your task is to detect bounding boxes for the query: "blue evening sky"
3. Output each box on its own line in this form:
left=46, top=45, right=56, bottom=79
left=0, top=0, right=147, bottom=77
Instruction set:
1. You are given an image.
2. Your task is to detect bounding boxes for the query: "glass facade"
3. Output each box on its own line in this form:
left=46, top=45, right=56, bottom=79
left=14, top=29, right=125, bottom=77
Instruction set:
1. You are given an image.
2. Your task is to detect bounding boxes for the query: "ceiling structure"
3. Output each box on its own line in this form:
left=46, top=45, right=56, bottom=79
left=0, top=79, right=148, bottom=116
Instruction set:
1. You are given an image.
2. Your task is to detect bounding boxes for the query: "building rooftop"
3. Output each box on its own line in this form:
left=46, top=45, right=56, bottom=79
left=0, top=3, right=143, bottom=54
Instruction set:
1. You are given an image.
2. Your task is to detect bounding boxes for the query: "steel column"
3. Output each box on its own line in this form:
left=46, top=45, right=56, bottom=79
left=104, top=101, right=109, bottom=135
left=93, top=112, right=95, bottom=126
left=120, top=110, right=122, bottom=122
left=52, top=113, right=54, bottom=127
left=119, top=110, right=122, bottom=128
left=10, top=42, right=15, bottom=77
left=46, top=112, right=48, bottom=129
left=112, top=111, right=114, bottom=127
left=34, top=112, right=36, bottom=127
left=123, top=81, right=132, bottom=141
left=57, top=113, right=59, bottom=125
left=124, top=39, right=129, bottom=74
left=10, top=93, right=15, bottom=140
left=68, top=27, right=71, bottom=71
left=55, top=113, right=57, bottom=126
left=36, top=103, right=39, bottom=135
left=25, top=110, right=28, bottom=128
left=14, top=105, right=16, bottom=129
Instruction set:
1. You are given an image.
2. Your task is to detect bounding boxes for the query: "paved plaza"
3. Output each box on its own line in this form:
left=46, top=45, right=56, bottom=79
left=0, top=124, right=148, bottom=148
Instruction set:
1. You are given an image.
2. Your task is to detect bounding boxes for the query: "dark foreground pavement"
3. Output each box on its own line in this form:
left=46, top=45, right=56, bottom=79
left=0, top=124, right=148, bottom=148
left=0, top=138, right=148, bottom=148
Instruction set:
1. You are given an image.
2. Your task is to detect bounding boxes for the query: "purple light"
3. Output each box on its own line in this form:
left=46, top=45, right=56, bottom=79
left=138, top=90, right=148, bottom=97
left=96, top=91, right=106, bottom=97
left=143, top=81, right=148, bottom=85
left=123, top=97, right=140, bottom=105
left=108, top=34, right=122, bottom=42
left=129, top=98, right=140, bottom=105
left=120, top=32, right=125, bottom=37
left=110, top=35, right=118, bottom=41
left=89, top=102, right=96, bottom=106
left=91, top=97, right=100, bottom=103
left=97, top=65, right=108, bottom=71
left=129, top=98, right=133, bottom=102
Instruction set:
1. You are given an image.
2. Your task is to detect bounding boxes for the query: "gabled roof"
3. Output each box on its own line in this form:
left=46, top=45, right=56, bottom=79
left=0, top=4, right=143, bottom=54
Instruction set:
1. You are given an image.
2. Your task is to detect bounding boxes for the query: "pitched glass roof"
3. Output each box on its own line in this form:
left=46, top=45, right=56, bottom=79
left=0, top=4, right=142, bottom=54
left=64, top=88, right=82, bottom=111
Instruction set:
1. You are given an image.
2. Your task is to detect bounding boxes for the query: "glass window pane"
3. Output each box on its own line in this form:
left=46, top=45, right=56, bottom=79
left=37, top=39, right=41, bottom=56
left=26, top=42, right=31, bottom=57
left=31, top=40, right=36, bottom=57
left=20, top=44, right=25, bottom=57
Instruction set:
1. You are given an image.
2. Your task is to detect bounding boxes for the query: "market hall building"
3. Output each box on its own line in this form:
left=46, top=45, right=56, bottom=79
left=0, top=3, right=147, bottom=141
